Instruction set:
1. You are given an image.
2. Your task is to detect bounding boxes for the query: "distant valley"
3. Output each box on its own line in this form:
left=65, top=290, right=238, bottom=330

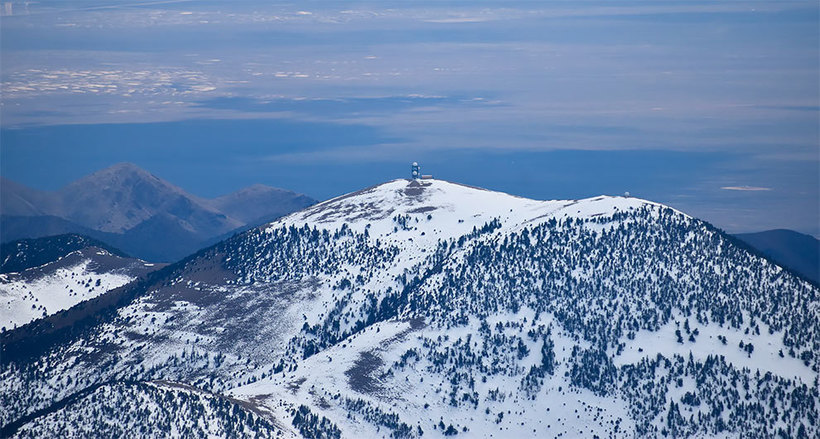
left=0, top=163, right=316, bottom=261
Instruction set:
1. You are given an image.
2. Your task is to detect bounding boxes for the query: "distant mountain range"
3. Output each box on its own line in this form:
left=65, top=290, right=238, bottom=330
left=0, top=163, right=316, bottom=261
left=734, top=229, right=819, bottom=284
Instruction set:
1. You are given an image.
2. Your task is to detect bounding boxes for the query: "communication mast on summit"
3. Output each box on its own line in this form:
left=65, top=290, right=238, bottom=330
left=411, top=162, right=434, bottom=180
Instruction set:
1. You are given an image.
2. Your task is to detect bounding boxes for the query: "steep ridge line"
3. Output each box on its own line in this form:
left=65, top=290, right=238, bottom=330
left=1, top=379, right=284, bottom=437
left=1, top=380, right=142, bottom=437
left=0, top=232, right=236, bottom=364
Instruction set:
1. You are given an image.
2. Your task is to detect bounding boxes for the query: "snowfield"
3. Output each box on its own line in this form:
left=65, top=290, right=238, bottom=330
left=0, top=248, right=149, bottom=330
left=279, top=179, right=673, bottom=249
left=2, top=179, right=817, bottom=438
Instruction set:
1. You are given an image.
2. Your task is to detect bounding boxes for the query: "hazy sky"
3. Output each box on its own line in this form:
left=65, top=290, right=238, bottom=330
left=1, top=1, right=818, bottom=235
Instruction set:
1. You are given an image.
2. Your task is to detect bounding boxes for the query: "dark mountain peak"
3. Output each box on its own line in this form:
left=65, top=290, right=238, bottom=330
left=98, top=162, right=149, bottom=174
left=0, top=176, right=26, bottom=188
left=239, top=183, right=278, bottom=192
left=214, top=183, right=306, bottom=200
left=0, top=233, right=130, bottom=274
left=209, top=184, right=316, bottom=224
left=734, top=229, right=819, bottom=284
left=0, top=164, right=314, bottom=261
left=61, top=162, right=169, bottom=194
left=741, top=228, right=817, bottom=240
left=55, top=163, right=236, bottom=234
left=0, top=177, right=55, bottom=217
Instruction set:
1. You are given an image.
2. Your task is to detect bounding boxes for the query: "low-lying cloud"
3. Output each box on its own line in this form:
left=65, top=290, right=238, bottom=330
left=721, top=186, right=772, bottom=191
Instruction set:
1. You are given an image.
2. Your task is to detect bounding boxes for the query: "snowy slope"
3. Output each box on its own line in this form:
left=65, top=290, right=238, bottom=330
left=2, top=178, right=817, bottom=439
left=8, top=381, right=284, bottom=438
left=0, top=247, right=157, bottom=330
left=0, top=233, right=129, bottom=274
left=280, top=178, right=667, bottom=245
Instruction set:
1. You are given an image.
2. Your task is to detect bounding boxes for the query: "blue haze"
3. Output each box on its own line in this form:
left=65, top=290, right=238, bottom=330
left=1, top=0, right=817, bottom=235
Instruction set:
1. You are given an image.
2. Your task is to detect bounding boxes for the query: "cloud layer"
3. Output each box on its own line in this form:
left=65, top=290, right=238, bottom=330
left=1, top=0, right=817, bottom=235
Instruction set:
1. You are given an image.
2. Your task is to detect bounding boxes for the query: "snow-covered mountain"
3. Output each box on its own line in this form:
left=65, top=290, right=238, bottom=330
left=1, top=234, right=128, bottom=275
left=0, top=235, right=160, bottom=331
left=2, top=179, right=817, bottom=438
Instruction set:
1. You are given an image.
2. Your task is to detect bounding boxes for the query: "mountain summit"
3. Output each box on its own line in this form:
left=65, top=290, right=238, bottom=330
left=279, top=179, right=669, bottom=257
left=286, top=178, right=662, bottom=226
left=0, top=164, right=316, bottom=261
left=57, top=162, right=239, bottom=234
left=2, top=178, right=818, bottom=438
left=209, top=183, right=316, bottom=225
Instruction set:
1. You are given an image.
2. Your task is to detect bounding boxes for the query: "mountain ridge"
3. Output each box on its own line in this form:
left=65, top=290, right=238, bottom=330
left=0, top=233, right=130, bottom=274
left=734, top=229, right=819, bottom=284
left=55, top=162, right=236, bottom=234
left=2, top=178, right=817, bottom=438
left=0, top=235, right=161, bottom=331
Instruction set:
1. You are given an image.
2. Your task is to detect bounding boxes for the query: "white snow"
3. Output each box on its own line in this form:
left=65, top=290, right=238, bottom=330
left=232, top=309, right=636, bottom=439
left=0, top=257, right=134, bottom=330
left=6, top=178, right=815, bottom=439
left=276, top=179, right=675, bottom=263
left=614, top=311, right=817, bottom=384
